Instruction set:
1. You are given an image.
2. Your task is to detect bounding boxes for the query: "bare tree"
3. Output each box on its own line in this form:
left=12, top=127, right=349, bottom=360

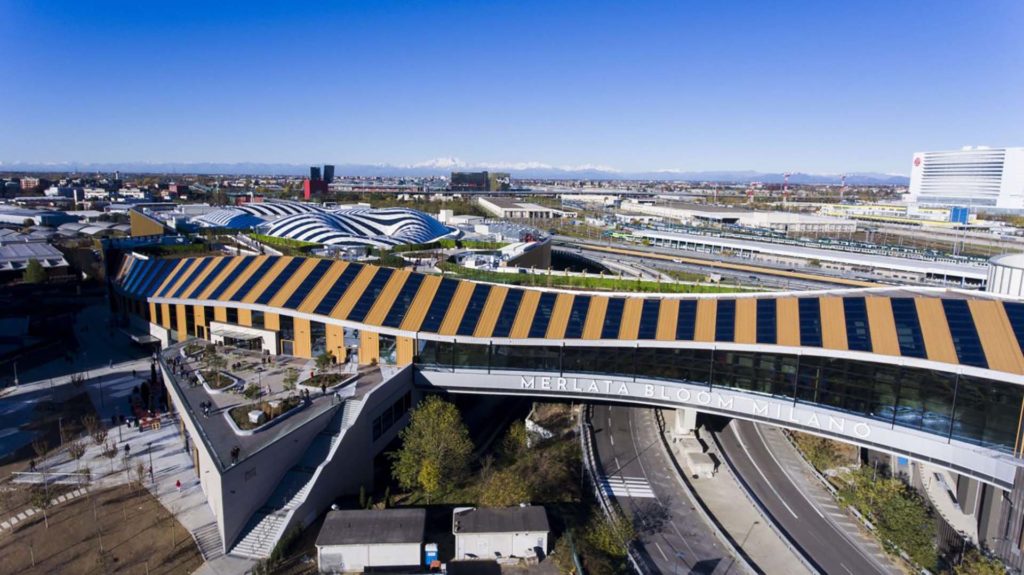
left=67, top=438, right=87, bottom=473
left=101, top=441, right=118, bottom=474
left=28, top=487, right=52, bottom=529
left=82, top=413, right=99, bottom=437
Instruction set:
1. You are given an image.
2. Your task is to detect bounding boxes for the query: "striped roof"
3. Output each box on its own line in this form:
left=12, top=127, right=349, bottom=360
left=115, top=254, right=1024, bottom=376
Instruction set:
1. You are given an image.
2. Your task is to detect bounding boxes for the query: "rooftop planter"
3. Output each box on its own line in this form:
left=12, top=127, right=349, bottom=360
left=224, top=395, right=305, bottom=436
left=197, top=370, right=243, bottom=393
left=298, top=372, right=358, bottom=394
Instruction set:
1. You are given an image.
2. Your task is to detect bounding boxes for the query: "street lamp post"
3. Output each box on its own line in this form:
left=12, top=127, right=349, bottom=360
left=116, top=406, right=123, bottom=443
left=147, top=441, right=154, bottom=483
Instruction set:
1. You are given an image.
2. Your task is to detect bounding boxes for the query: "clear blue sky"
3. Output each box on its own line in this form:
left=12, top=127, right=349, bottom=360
left=1, top=1, right=1021, bottom=174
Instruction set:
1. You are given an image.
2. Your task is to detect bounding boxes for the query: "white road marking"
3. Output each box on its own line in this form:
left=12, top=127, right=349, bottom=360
left=601, top=475, right=657, bottom=499
left=654, top=541, right=669, bottom=562
left=610, top=435, right=615, bottom=446
left=732, top=424, right=800, bottom=519
left=751, top=424, right=825, bottom=519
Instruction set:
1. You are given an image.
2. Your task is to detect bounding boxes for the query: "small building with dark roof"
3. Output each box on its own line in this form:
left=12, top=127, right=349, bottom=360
left=452, top=505, right=549, bottom=561
left=315, top=508, right=426, bottom=573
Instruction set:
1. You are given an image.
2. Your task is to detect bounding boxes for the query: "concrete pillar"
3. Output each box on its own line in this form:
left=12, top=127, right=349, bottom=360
left=671, top=408, right=698, bottom=440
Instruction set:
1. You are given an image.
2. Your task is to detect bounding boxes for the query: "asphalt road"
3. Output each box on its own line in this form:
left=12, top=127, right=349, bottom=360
left=715, top=420, right=893, bottom=575
left=591, top=404, right=732, bottom=574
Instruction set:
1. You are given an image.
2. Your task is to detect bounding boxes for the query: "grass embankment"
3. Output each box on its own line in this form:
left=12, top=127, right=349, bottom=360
left=438, top=262, right=741, bottom=293
left=247, top=234, right=318, bottom=255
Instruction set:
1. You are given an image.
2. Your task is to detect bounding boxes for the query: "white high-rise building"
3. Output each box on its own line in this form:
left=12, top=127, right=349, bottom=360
left=907, top=146, right=1024, bottom=209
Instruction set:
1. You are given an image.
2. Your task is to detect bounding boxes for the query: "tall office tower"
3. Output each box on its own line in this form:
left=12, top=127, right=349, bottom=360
left=907, top=147, right=1024, bottom=209
left=310, top=166, right=322, bottom=181
left=323, top=164, right=335, bottom=183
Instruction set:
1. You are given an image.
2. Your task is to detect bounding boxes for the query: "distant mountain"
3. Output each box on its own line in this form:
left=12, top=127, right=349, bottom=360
left=0, top=160, right=909, bottom=185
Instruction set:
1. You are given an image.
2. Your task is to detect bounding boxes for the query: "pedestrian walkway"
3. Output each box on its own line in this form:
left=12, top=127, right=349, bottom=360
left=668, top=422, right=814, bottom=575
left=601, top=475, right=657, bottom=499
left=919, top=462, right=979, bottom=542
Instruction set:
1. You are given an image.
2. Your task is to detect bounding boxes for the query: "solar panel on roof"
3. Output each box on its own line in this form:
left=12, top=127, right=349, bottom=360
left=601, top=298, right=626, bottom=339
left=254, top=258, right=306, bottom=305
left=183, top=257, right=231, bottom=299
left=382, top=274, right=426, bottom=328
left=283, top=260, right=334, bottom=309
left=798, top=298, right=822, bottom=347
left=756, top=299, right=777, bottom=344
left=231, top=257, right=281, bottom=301
left=843, top=297, right=872, bottom=351
left=313, top=263, right=365, bottom=316
left=676, top=300, right=697, bottom=340
left=346, top=268, right=395, bottom=322
left=528, top=293, right=558, bottom=338
left=492, top=290, right=525, bottom=337
left=714, top=300, right=736, bottom=342
left=563, top=296, right=590, bottom=339
left=418, top=278, right=459, bottom=333
left=637, top=300, right=660, bottom=339
left=890, top=298, right=926, bottom=358
left=456, top=284, right=491, bottom=336
left=169, top=258, right=214, bottom=299
left=942, top=299, right=987, bottom=368
left=208, top=256, right=256, bottom=300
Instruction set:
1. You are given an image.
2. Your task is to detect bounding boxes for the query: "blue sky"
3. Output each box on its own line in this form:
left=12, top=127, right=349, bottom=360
left=1, top=1, right=1021, bottom=174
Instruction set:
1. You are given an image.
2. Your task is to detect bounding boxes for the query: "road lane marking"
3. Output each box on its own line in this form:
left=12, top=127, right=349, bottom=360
left=601, top=475, right=657, bottom=499
left=750, top=424, right=825, bottom=519
left=732, top=424, right=800, bottom=519
left=610, top=435, right=615, bottom=446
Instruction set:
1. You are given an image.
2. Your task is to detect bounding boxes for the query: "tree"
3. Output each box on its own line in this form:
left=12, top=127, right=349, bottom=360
left=102, top=440, right=119, bottom=474
left=283, top=367, right=298, bottom=391
left=390, top=396, right=474, bottom=497
left=205, top=346, right=226, bottom=387
left=955, top=547, right=1005, bottom=575
left=584, top=508, right=636, bottom=559
left=28, top=487, right=53, bottom=529
left=67, top=438, right=87, bottom=472
left=501, top=420, right=529, bottom=461
left=23, top=259, right=46, bottom=284
left=315, top=351, right=335, bottom=374
left=480, top=468, right=531, bottom=508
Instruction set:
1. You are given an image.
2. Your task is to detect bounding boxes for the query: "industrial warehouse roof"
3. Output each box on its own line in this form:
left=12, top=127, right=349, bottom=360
left=315, top=509, right=426, bottom=546
left=114, top=254, right=1024, bottom=376
left=453, top=506, right=549, bottom=534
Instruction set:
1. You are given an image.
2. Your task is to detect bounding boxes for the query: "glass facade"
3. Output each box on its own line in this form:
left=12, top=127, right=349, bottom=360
left=415, top=341, right=1024, bottom=453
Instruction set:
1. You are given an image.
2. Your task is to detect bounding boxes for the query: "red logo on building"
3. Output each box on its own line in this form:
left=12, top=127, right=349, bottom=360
left=913, top=157, right=922, bottom=167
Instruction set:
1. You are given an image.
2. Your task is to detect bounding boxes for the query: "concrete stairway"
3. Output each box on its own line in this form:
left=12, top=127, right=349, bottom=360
left=191, top=522, right=225, bottom=561
left=229, top=399, right=365, bottom=558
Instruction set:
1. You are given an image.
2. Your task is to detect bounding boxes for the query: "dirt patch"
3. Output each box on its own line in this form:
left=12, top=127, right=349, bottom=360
left=0, top=484, right=202, bottom=575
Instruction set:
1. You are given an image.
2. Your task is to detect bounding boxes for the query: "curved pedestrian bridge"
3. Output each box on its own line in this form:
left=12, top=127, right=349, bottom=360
left=114, top=254, right=1024, bottom=488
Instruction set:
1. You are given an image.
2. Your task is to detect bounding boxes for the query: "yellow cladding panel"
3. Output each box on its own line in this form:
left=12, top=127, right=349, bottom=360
left=439, top=281, right=477, bottom=336
left=218, top=256, right=271, bottom=301
left=401, top=275, right=443, bottom=332
left=509, top=291, right=542, bottom=339
left=582, top=297, right=609, bottom=340
left=365, top=270, right=412, bottom=326
left=214, top=307, right=227, bottom=322
left=194, top=305, right=206, bottom=328
left=819, top=297, right=848, bottom=351
left=331, top=266, right=379, bottom=320
left=293, top=317, right=312, bottom=358
left=197, top=256, right=243, bottom=300
left=656, top=299, right=680, bottom=341
left=163, top=258, right=203, bottom=298
left=473, top=285, right=509, bottom=338
left=776, top=298, right=800, bottom=346
left=618, top=298, right=644, bottom=340
left=326, top=324, right=345, bottom=362
left=298, top=261, right=349, bottom=313
left=915, top=298, right=958, bottom=365
left=865, top=297, right=900, bottom=356
left=182, top=257, right=221, bottom=299
left=694, top=299, right=717, bottom=342
left=153, top=259, right=189, bottom=298
left=160, top=303, right=172, bottom=329
left=268, top=258, right=321, bottom=308
left=545, top=294, right=575, bottom=339
left=734, top=299, right=757, bottom=344
left=242, top=257, right=294, bottom=304
left=149, top=302, right=157, bottom=323
left=359, top=331, right=380, bottom=365
left=175, top=304, right=187, bottom=341
left=970, top=301, right=1024, bottom=375
left=264, top=312, right=280, bottom=331
left=237, top=308, right=252, bottom=327
left=396, top=336, right=415, bottom=365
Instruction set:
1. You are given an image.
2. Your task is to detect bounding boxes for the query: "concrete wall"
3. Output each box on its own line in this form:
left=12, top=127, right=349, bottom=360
left=455, top=531, right=548, bottom=559
left=507, top=239, right=551, bottom=269
left=318, top=542, right=420, bottom=572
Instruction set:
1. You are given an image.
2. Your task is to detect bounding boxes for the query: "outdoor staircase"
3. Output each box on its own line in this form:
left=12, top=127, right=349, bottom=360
left=229, top=398, right=366, bottom=558
left=191, top=522, right=225, bottom=561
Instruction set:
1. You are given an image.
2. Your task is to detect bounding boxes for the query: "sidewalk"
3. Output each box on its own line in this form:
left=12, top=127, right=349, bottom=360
left=665, top=423, right=814, bottom=575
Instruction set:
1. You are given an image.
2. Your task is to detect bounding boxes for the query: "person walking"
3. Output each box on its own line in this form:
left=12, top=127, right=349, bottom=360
left=176, top=479, right=182, bottom=495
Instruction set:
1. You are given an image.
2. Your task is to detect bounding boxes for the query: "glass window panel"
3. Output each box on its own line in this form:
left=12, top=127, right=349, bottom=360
left=953, top=375, right=1023, bottom=452
left=890, top=298, right=926, bottom=358
left=676, top=300, right=697, bottom=340
left=756, top=299, right=777, bottom=344
left=563, top=346, right=632, bottom=378
left=563, top=296, right=591, bottom=339
left=528, top=293, right=559, bottom=338
left=452, top=342, right=490, bottom=369
left=798, top=298, right=822, bottom=348
left=637, top=300, right=661, bottom=340
left=715, top=300, right=736, bottom=342
left=842, top=297, right=872, bottom=352
left=601, top=298, right=626, bottom=339
left=490, top=345, right=560, bottom=372
left=941, top=299, right=987, bottom=368
left=635, top=348, right=712, bottom=384
left=1003, top=302, right=1024, bottom=355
